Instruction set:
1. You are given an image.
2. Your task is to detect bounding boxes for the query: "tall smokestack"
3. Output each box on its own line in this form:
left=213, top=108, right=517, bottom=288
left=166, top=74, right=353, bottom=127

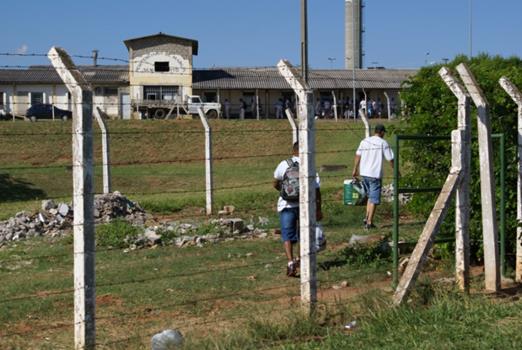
left=345, top=0, right=363, bottom=69
left=92, top=49, right=99, bottom=66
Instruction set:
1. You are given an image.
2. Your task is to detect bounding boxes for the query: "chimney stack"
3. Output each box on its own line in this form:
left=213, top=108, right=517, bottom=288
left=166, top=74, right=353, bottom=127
left=345, top=0, right=363, bottom=69
left=92, top=49, right=99, bottom=66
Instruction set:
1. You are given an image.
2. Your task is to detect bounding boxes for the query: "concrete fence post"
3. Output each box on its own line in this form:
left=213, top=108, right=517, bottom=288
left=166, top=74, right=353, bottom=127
left=94, top=107, right=111, bottom=194
left=197, top=107, right=213, bottom=215
left=331, top=90, right=338, bottom=121
left=384, top=91, right=392, bottom=120
left=278, top=59, right=317, bottom=313
left=499, top=76, right=522, bottom=282
left=439, top=67, right=471, bottom=292
left=48, top=47, right=95, bottom=350
left=457, top=63, right=500, bottom=292
left=285, top=108, right=298, bottom=144
left=358, top=108, right=370, bottom=138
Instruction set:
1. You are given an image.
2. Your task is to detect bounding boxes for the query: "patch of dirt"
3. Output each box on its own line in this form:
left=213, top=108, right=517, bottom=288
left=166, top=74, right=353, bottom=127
left=97, top=293, right=124, bottom=307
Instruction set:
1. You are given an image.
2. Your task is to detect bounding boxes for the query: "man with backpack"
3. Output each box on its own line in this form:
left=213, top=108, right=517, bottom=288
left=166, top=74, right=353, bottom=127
left=273, top=142, right=322, bottom=277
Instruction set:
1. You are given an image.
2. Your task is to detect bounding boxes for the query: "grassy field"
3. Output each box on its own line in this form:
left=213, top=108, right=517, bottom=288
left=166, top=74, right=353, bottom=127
left=0, top=119, right=520, bottom=349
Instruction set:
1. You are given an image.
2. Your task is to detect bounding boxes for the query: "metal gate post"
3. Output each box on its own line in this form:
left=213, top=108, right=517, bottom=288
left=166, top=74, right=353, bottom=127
left=499, top=77, right=522, bottom=281
left=392, top=135, right=400, bottom=288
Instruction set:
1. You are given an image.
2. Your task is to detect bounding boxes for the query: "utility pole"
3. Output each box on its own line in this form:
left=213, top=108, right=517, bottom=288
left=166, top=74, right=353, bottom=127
left=469, top=0, right=473, bottom=58
left=301, top=0, right=308, bottom=83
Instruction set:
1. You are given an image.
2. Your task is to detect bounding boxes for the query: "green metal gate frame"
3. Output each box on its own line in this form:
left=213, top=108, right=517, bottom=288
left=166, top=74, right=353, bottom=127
left=392, top=133, right=506, bottom=288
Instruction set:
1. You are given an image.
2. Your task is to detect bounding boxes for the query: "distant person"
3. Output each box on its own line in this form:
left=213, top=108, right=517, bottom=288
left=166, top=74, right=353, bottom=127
left=323, top=99, right=331, bottom=118
left=223, top=99, right=231, bottom=119
left=250, top=97, right=256, bottom=118
left=239, top=98, right=246, bottom=120
left=273, top=142, right=322, bottom=277
left=314, top=98, right=322, bottom=118
left=352, top=124, right=394, bottom=230
left=275, top=98, right=284, bottom=119
left=391, top=97, right=397, bottom=116
left=367, top=99, right=374, bottom=118
left=359, top=99, right=366, bottom=113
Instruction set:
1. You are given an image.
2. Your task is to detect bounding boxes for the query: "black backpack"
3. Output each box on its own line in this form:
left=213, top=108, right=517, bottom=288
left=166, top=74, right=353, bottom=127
left=281, top=159, right=300, bottom=202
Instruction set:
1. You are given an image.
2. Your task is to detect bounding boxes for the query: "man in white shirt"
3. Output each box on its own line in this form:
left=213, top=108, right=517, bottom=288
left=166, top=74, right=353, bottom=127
left=273, top=142, right=322, bottom=277
left=352, top=124, right=394, bottom=229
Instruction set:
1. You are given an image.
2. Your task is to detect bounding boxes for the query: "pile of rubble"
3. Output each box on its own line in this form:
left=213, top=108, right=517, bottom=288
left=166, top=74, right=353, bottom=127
left=381, top=184, right=413, bottom=205
left=0, top=191, right=147, bottom=245
left=128, top=217, right=270, bottom=250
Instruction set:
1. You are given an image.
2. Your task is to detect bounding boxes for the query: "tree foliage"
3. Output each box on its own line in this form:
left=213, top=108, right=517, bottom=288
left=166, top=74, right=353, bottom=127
left=395, top=54, right=522, bottom=262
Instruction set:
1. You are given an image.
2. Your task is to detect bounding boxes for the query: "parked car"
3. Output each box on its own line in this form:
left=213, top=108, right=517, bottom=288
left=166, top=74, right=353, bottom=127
left=25, top=104, right=72, bottom=121
left=0, top=108, right=12, bottom=120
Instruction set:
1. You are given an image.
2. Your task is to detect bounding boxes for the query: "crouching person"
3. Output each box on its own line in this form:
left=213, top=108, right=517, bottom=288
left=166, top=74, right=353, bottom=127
left=273, top=142, right=322, bottom=277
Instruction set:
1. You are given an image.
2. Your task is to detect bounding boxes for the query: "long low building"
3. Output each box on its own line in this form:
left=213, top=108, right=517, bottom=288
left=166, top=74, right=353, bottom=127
left=0, top=33, right=417, bottom=119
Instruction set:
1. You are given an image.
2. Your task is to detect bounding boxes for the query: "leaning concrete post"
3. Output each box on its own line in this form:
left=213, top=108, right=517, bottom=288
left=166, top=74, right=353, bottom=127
left=278, top=59, right=317, bottom=313
left=457, top=63, right=500, bottom=292
left=48, top=47, right=95, bottom=349
left=499, top=76, right=522, bottom=282
left=384, top=91, right=392, bottom=120
left=331, top=90, right=338, bottom=121
left=197, top=107, right=213, bottom=215
left=94, top=107, right=111, bottom=194
left=439, top=67, right=471, bottom=292
left=358, top=108, right=370, bottom=138
left=285, top=108, right=298, bottom=144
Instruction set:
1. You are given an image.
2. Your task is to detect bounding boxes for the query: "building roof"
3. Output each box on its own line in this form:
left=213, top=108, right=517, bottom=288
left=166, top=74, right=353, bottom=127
left=192, top=67, right=417, bottom=90
left=0, top=65, right=416, bottom=90
left=124, top=33, right=199, bottom=55
left=0, top=65, right=128, bottom=85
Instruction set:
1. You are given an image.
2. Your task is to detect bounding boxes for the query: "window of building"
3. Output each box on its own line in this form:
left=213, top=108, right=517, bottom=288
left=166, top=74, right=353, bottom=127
left=154, top=62, right=170, bottom=72
left=144, top=86, right=179, bottom=101
left=104, top=88, right=118, bottom=96
left=203, top=92, right=217, bottom=103
left=0, top=92, right=4, bottom=107
left=31, top=92, right=44, bottom=105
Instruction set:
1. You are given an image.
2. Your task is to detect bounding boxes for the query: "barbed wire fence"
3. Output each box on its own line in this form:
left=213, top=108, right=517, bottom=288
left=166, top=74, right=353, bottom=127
left=0, top=49, right=405, bottom=348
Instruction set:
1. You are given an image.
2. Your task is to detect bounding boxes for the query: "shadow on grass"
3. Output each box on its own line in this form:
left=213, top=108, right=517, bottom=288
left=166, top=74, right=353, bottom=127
left=0, top=173, right=47, bottom=202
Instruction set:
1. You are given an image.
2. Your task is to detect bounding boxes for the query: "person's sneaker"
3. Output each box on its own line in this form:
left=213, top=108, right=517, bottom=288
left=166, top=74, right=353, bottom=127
left=364, top=223, right=377, bottom=230
left=286, top=261, right=297, bottom=277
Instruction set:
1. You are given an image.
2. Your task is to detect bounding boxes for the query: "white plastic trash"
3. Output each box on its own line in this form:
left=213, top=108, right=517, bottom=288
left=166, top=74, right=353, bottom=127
left=151, top=329, right=184, bottom=350
left=315, top=223, right=326, bottom=252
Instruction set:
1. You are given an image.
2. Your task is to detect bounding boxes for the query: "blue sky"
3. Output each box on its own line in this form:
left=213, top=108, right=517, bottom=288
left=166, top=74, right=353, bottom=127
left=2, top=0, right=521, bottom=69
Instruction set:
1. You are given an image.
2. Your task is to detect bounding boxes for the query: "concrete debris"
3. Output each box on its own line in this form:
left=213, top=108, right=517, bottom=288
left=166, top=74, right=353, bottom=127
left=332, top=280, right=349, bottom=290
left=381, top=184, right=412, bottom=205
left=127, top=217, right=270, bottom=249
left=0, top=194, right=271, bottom=251
left=218, top=205, right=235, bottom=215
left=0, top=191, right=146, bottom=244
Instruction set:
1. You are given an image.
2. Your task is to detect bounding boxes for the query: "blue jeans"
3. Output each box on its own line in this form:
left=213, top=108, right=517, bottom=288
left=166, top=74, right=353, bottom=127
left=279, top=207, right=299, bottom=243
left=363, top=176, right=382, bottom=205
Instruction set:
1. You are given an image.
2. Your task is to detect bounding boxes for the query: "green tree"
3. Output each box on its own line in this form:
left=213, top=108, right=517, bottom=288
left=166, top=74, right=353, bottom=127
left=396, top=54, right=522, bottom=263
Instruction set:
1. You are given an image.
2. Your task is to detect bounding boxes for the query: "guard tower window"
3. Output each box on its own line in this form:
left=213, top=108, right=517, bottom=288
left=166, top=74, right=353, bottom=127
left=154, top=61, right=170, bottom=72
